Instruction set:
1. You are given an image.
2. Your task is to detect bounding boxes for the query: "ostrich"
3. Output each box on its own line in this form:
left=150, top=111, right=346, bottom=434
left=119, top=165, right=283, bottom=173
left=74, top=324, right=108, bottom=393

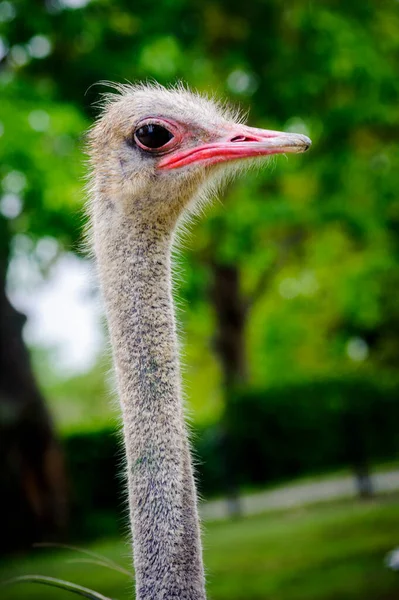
left=87, top=83, right=311, bottom=600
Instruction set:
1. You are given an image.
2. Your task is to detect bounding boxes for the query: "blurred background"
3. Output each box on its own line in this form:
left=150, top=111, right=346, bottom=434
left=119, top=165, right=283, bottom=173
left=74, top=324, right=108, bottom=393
left=1, top=0, right=399, bottom=598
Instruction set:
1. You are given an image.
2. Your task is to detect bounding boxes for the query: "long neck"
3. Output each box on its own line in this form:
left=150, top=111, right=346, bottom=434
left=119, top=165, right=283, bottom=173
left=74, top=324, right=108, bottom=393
left=92, top=199, right=206, bottom=600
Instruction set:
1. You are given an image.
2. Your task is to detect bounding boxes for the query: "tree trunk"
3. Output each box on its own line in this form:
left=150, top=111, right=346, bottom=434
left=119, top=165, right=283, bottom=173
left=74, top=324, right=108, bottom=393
left=210, top=263, right=248, bottom=387
left=0, top=269, right=68, bottom=553
left=210, top=262, right=248, bottom=516
left=342, top=408, right=374, bottom=500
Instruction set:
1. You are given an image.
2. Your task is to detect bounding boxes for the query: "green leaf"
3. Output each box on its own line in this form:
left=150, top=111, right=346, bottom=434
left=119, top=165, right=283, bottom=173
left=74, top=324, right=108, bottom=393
left=2, top=575, right=114, bottom=600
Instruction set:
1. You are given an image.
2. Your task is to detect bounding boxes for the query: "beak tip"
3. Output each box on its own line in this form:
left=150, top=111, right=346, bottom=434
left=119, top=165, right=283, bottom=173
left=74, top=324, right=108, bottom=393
left=299, top=134, right=312, bottom=152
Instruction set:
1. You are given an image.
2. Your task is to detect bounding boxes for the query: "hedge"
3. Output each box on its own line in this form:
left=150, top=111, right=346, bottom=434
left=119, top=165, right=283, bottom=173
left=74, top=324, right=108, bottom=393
left=63, top=375, right=399, bottom=540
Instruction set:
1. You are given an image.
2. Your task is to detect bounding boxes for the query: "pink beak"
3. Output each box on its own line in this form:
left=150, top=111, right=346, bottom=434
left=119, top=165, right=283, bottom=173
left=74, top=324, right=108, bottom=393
left=158, top=124, right=311, bottom=170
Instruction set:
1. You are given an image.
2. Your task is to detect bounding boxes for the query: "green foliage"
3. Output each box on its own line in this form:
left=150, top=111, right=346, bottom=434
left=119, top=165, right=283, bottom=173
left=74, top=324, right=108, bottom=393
left=200, top=375, right=399, bottom=494
left=34, top=352, right=118, bottom=434
left=0, top=84, right=87, bottom=255
left=62, top=428, right=124, bottom=540
left=1, top=0, right=399, bottom=415
left=2, top=496, right=399, bottom=599
left=223, top=377, right=399, bottom=488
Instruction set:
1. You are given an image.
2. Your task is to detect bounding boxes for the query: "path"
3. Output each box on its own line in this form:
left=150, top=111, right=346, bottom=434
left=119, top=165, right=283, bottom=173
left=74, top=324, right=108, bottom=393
left=200, top=469, right=399, bottom=521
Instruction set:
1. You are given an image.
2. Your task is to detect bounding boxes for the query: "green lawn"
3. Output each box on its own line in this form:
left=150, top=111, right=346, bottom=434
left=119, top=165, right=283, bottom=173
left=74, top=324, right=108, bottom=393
left=1, top=495, right=399, bottom=600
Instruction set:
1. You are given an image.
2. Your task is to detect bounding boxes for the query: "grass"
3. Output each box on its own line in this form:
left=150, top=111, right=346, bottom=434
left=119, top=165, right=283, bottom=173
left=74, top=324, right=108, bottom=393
left=1, top=495, right=399, bottom=600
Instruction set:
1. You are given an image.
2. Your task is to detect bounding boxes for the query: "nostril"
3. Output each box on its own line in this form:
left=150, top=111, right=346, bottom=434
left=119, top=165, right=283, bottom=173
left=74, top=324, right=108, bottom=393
left=230, top=135, right=257, bottom=143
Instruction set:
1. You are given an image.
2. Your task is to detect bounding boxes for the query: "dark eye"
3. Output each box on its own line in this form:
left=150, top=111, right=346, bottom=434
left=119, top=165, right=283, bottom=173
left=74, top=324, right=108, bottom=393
left=134, top=124, right=174, bottom=150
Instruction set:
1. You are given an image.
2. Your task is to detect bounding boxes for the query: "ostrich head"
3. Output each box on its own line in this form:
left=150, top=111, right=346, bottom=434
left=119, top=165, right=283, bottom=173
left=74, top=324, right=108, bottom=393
left=89, top=83, right=311, bottom=227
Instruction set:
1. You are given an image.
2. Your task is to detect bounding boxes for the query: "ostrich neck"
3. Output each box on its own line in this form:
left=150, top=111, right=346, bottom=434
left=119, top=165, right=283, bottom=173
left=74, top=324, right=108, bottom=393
left=93, top=201, right=206, bottom=600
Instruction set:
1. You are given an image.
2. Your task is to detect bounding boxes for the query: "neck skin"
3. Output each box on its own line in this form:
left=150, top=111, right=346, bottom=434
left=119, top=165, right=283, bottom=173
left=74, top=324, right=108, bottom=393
left=92, top=196, right=206, bottom=600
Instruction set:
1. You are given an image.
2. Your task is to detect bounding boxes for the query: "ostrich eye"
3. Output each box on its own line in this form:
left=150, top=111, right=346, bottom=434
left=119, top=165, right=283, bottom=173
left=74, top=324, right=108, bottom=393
left=134, top=124, right=174, bottom=149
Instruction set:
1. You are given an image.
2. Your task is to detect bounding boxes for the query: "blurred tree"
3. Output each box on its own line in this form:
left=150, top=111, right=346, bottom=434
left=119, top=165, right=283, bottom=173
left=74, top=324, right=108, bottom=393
left=0, top=267, right=68, bottom=551
left=0, top=45, right=86, bottom=550
left=2, top=0, right=399, bottom=382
